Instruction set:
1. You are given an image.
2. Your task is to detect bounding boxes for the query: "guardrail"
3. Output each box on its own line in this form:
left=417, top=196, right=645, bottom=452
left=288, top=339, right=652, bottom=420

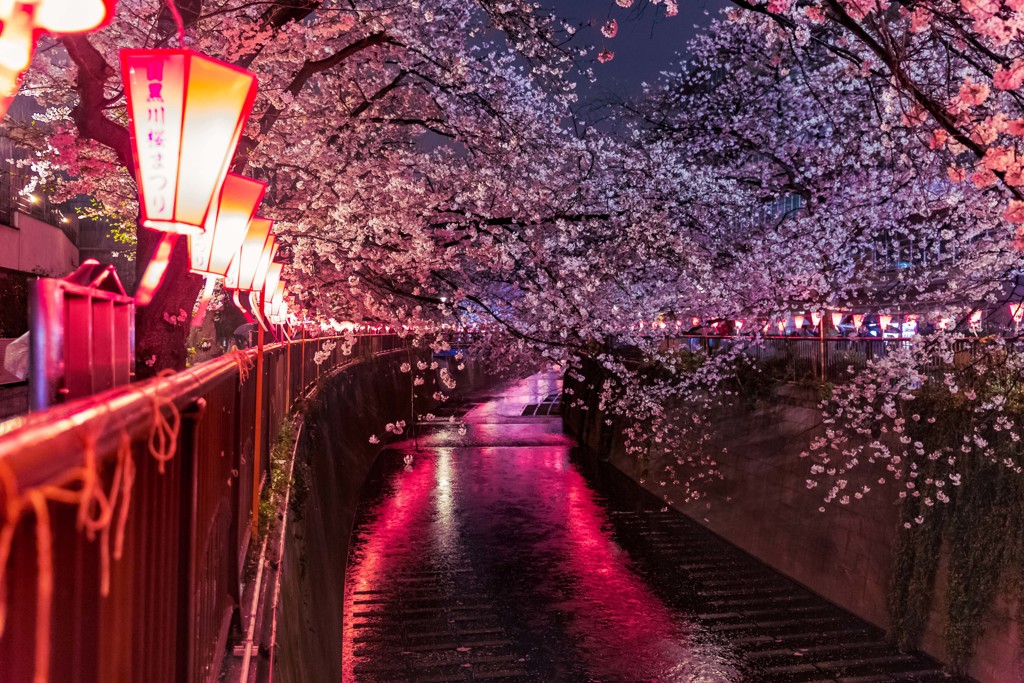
left=658, top=334, right=982, bottom=384
left=0, top=333, right=407, bottom=683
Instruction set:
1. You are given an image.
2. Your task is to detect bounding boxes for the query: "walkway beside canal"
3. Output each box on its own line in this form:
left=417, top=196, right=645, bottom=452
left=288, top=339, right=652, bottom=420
left=342, top=371, right=961, bottom=683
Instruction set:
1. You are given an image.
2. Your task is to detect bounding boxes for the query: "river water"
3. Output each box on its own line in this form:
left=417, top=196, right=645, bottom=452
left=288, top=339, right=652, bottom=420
left=341, top=371, right=957, bottom=683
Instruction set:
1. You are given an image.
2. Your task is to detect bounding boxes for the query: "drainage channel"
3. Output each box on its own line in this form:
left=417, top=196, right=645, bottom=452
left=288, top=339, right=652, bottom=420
left=342, top=372, right=966, bottom=682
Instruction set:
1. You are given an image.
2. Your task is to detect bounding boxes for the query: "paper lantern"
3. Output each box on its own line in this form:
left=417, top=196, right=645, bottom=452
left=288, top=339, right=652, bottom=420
left=270, top=280, right=285, bottom=315
left=810, top=311, right=822, bottom=327
left=852, top=314, right=865, bottom=332
left=794, top=315, right=805, bottom=329
left=121, top=49, right=257, bottom=236
left=35, top=0, right=117, bottom=33
left=1012, top=303, right=1024, bottom=324
left=251, top=236, right=278, bottom=292
left=734, top=320, right=744, bottom=333
left=0, top=0, right=117, bottom=118
left=776, top=321, right=785, bottom=334
left=879, top=314, right=892, bottom=331
left=189, top=174, right=266, bottom=277
left=263, top=262, right=283, bottom=299
left=225, top=218, right=273, bottom=291
left=831, top=312, right=844, bottom=328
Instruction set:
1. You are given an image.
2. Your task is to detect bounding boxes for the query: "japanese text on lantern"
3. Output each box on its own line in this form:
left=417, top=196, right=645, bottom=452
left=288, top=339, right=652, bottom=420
left=126, top=52, right=185, bottom=225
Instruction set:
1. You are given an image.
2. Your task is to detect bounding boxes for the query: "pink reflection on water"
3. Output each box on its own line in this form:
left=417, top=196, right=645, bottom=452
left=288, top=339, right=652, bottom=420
left=342, top=371, right=737, bottom=681
left=341, top=450, right=438, bottom=680
left=549, top=449, right=734, bottom=681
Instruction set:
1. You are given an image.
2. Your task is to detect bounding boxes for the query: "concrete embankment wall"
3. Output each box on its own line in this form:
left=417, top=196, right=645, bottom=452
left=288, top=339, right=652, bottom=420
left=274, top=353, right=490, bottom=683
left=563, top=366, right=1022, bottom=683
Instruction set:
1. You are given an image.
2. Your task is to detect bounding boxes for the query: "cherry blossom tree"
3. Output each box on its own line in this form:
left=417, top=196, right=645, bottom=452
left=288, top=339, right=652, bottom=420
left=588, top=1, right=1024, bottom=520
left=15, top=0, right=588, bottom=374
left=15, top=0, right=1024, bottom=522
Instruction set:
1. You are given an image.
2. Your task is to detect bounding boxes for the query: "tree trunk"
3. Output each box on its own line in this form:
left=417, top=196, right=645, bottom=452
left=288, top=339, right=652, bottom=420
left=133, top=225, right=203, bottom=379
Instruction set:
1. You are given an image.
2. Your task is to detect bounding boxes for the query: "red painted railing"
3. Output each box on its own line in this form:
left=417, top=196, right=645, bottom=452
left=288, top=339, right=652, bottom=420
left=0, top=333, right=405, bottom=683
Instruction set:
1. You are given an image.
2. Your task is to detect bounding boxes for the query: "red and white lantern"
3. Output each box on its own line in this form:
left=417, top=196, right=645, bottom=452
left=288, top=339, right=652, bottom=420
left=1010, top=303, right=1024, bottom=326
left=225, top=218, right=273, bottom=292
left=189, top=174, right=266, bottom=278
left=122, top=48, right=258, bottom=304
left=122, top=49, right=257, bottom=235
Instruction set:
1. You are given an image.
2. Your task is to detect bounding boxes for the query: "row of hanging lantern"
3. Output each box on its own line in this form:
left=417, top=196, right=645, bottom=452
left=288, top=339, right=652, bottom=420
left=0, top=5, right=296, bottom=330
left=0, top=0, right=117, bottom=117
left=121, top=46, right=292, bottom=331
left=676, top=313, right=913, bottom=337
left=683, top=309, right=1024, bottom=336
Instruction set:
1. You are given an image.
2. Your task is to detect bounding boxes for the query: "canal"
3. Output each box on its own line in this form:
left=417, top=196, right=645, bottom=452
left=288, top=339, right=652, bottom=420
left=342, top=371, right=960, bottom=683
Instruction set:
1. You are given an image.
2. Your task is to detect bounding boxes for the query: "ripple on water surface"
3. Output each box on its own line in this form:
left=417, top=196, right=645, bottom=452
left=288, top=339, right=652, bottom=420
left=343, top=375, right=741, bottom=682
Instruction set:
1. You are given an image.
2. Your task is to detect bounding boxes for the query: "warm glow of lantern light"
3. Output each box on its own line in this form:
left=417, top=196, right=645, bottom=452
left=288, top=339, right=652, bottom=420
left=225, top=217, right=273, bottom=291
left=188, top=174, right=266, bottom=327
left=270, top=280, right=285, bottom=315
left=121, top=49, right=257, bottom=236
left=831, top=312, right=843, bottom=328
left=1012, top=302, right=1024, bottom=325
left=0, top=0, right=116, bottom=118
left=253, top=236, right=278, bottom=291
left=263, top=262, right=283, bottom=299
left=189, top=174, right=266, bottom=277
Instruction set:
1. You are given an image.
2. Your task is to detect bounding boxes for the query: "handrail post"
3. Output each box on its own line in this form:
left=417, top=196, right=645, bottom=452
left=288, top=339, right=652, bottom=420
left=252, top=306, right=265, bottom=539
left=820, top=310, right=827, bottom=383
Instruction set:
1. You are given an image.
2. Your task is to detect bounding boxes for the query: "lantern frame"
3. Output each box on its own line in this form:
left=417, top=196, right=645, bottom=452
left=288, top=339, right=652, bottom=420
left=225, top=218, right=273, bottom=291
left=188, top=173, right=266, bottom=278
left=121, top=48, right=258, bottom=236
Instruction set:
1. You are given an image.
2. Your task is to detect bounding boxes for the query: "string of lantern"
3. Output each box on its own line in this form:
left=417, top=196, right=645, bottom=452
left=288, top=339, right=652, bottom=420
left=120, top=40, right=294, bottom=334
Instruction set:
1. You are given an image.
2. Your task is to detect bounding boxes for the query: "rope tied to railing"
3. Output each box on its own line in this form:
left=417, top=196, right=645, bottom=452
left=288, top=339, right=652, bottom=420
left=234, top=349, right=255, bottom=383
left=0, top=335, right=402, bottom=682
left=148, top=369, right=181, bottom=474
left=0, top=416, right=138, bottom=683
left=0, top=461, right=52, bottom=683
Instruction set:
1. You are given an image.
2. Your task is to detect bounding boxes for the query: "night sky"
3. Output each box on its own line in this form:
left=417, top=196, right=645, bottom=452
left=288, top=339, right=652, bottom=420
left=550, top=0, right=730, bottom=102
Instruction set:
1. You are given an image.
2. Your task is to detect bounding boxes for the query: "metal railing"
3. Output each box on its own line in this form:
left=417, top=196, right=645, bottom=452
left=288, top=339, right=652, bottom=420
left=0, top=333, right=407, bottom=683
left=658, top=334, right=983, bottom=384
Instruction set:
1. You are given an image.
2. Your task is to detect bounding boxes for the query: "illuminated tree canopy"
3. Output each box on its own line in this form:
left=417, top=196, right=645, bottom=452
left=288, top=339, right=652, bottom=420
left=11, top=0, right=1024, bottom=515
